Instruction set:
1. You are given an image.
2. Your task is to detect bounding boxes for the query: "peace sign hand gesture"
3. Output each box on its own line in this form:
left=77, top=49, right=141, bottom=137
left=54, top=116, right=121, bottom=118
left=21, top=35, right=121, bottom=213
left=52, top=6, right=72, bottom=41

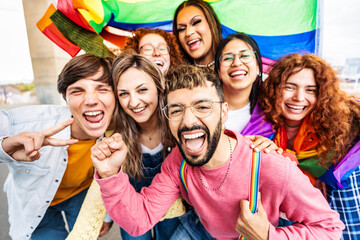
left=1, top=118, right=78, bottom=161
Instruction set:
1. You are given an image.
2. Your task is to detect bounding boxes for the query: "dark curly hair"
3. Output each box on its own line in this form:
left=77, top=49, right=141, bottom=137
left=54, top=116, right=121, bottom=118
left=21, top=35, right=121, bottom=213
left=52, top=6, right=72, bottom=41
left=165, top=64, right=224, bottom=103
left=260, top=53, right=360, bottom=166
left=124, top=28, right=184, bottom=68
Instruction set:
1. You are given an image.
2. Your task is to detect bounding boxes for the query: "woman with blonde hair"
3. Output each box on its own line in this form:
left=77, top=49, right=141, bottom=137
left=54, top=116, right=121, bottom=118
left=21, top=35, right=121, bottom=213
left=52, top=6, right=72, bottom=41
left=259, top=53, right=360, bottom=239
left=111, top=53, right=179, bottom=240
left=124, top=27, right=214, bottom=240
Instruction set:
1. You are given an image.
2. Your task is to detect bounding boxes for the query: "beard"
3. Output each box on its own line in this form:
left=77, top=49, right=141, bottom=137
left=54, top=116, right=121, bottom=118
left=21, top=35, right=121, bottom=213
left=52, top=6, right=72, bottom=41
left=175, top=119, right=222, bottom=167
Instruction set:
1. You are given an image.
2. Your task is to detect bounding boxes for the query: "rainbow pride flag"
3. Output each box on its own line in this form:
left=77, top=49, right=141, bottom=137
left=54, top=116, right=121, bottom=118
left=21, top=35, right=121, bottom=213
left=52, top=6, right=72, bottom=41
left=37, top=0, right=321, bottom=70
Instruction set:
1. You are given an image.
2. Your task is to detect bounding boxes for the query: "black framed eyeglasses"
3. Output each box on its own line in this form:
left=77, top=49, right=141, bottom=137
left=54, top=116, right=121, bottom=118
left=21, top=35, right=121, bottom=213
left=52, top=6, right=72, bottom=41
left=139, top=43, right=170, bottom=56
left=162, top=99, right=223, bottom=122
left=219, top=49, right=256, bottom=66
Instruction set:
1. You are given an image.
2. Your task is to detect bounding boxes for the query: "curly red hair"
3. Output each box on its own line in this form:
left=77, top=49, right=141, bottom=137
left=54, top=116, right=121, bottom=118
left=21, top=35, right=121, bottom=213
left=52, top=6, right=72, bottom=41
left=260, top=53, right=360, bottom=166
left=124, top=28, right=184, bottom=68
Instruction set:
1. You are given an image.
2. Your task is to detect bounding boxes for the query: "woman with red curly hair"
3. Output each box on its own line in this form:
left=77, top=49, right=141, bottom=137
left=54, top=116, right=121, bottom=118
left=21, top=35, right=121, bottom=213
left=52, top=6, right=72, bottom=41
left=124, top=28, right=183, bottom=75
left=259, top=53, right=360, bottom=239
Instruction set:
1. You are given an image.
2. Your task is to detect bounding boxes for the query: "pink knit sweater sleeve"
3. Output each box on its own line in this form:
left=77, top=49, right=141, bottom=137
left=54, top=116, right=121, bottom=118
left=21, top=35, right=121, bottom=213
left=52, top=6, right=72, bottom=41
left=264, top=153, right=345, bottom=239
left=94, top=150, right=182, bottom=236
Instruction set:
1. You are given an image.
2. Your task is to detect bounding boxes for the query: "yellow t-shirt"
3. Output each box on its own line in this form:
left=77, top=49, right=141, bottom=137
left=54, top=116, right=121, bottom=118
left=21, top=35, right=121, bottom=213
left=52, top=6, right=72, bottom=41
left=51, top=139, right=96, bottom=206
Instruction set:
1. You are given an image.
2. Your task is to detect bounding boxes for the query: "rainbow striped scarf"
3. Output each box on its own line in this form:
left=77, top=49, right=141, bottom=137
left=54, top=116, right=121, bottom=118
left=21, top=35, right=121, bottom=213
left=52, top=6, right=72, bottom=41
left=274, top=116, right=328, bottom=184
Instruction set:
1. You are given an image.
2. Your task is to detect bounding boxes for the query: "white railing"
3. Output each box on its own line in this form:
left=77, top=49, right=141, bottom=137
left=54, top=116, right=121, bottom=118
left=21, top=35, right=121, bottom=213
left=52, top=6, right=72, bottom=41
left=340, top=81, right=360, bottom=97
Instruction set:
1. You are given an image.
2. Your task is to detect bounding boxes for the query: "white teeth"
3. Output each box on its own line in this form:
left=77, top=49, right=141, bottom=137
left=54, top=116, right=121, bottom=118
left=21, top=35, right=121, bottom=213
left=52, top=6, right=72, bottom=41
left=84, top=111, right=102, bottom=116
left=188, top=39, right=199, bottom=45
left=287, top=104, right=305, bottom=110
left=133, top=106, right=146, bottom=113
left=183, top=132, right=205, bottom=139
left=230, top=70, right=246, bottom=77
left=154, top=60, right=163, bottom=66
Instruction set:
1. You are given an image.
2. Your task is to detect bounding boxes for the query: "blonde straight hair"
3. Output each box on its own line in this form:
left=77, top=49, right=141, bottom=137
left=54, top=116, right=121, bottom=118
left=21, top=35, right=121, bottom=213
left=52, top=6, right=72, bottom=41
left=112, top=53, right=173, bottom=179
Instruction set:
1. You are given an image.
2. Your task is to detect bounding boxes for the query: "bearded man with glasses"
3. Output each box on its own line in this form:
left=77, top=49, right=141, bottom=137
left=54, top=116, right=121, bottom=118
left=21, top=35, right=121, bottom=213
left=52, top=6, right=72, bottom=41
left=91, top=65, right=344, bottom=240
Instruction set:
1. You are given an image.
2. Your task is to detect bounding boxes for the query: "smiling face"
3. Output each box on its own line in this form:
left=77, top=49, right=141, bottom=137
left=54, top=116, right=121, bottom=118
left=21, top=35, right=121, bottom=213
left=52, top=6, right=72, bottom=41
left=176, top=6, right=213, bottom=64
left=139, top=33, right=171, bottom=75
left=167, top=82, right=227, bottom=167
left=218, top=39, right=259, bottom=98
left=66, top=71, right=115, bottom=140
left=280, top=68, right=317, bottom=126
left=117, top=68, right=159, bottom=125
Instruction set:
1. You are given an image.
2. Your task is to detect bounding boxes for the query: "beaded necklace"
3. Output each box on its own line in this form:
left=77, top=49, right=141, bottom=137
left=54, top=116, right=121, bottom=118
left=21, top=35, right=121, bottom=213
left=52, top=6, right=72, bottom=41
left=179, top=136, right=261, bottom=240
left=197, top=136, right=232, bottom=191
left=194, top=60, right=215, bottom=68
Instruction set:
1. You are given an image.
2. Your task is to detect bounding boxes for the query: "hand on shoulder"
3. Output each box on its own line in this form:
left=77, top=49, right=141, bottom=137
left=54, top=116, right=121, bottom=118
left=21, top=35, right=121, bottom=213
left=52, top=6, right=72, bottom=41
left=245, top=135, right=283, bottom=155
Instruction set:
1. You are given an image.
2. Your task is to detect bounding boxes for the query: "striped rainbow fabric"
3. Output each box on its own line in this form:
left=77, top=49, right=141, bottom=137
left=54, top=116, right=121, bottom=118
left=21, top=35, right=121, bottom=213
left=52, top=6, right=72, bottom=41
left=249, top=151, right=261, bottom=214
left=37, top=0, right=321, bottom=71
left=239, top=150, right=261, bottom=240
left=180, top=159, right=188, bottom=193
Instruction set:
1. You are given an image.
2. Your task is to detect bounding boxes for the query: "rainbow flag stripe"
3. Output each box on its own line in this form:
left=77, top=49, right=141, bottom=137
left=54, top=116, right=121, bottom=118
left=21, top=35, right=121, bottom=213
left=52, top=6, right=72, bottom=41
left=249, top=151, right=261, bottom=213
left=37, top=0, right=321, bottom=63
left=180, top=159, right=188, bottom=193
left=239, top=151, right=261, bottom=240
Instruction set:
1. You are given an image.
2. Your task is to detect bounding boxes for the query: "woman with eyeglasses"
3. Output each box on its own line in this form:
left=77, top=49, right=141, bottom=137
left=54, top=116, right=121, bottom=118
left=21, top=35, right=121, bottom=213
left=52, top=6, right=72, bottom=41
left=173, top=0, right=222, bottom=69
left=124, top=28, right=184, bottom=75
left=214, top=32, right=275, bottom=144
left=259, top=53, right=360, bottom=238
left=111, top=53, right=180, bottom=240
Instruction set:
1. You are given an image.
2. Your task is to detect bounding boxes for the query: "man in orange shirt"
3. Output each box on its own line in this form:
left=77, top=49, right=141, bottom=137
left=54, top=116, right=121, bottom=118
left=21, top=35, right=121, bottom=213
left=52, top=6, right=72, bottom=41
left=0, top=54, right=115, bottom=240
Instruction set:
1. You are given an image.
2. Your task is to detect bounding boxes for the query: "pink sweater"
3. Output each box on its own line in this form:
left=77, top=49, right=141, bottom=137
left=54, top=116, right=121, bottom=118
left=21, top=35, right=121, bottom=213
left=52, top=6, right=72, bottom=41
left=96, top=130, right=344, bottom=240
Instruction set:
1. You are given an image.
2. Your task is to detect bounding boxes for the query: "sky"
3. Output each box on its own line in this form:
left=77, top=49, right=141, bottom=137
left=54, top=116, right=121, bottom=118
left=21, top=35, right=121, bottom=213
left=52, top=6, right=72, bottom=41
left=0, top=0, right=359, bottom=85
left=0, top=0, right=33, bottom=85
left=322, top=0, right=360, bottom=66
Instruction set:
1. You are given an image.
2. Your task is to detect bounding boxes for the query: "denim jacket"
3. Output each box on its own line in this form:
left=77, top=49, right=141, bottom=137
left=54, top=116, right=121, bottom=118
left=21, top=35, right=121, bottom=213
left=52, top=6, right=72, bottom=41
left=0, top=105, right=72, bottom=240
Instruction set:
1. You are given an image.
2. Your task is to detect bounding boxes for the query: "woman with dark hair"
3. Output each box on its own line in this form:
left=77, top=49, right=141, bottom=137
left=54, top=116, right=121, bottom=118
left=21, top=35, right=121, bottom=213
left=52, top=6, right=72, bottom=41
left=259, top=53, right=360, bottom=239
left=111, top=53, right=180, bottom=240
left=172, top=0, right=222, bottom=69
left=124, top=28, right=183, bottom=75
left=214, top=32, right=275, bottom=145
left=173, top=2, right=273, bottom=140
left=215, top=32, right=262, bottom=116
